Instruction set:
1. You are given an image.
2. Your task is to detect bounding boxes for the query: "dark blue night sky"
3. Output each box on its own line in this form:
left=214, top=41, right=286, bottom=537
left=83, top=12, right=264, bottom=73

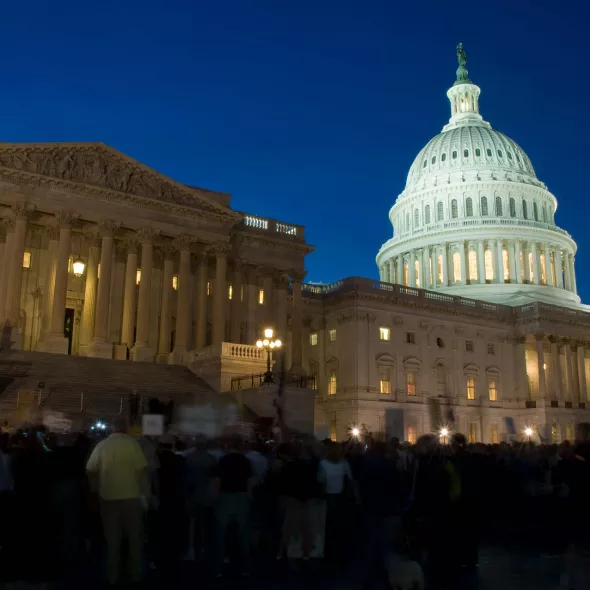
left=2, top=1, right=589, bottom=298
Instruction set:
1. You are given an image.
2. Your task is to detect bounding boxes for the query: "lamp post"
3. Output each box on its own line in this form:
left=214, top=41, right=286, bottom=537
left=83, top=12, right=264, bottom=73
left=256, top=328, right=282, bottom=384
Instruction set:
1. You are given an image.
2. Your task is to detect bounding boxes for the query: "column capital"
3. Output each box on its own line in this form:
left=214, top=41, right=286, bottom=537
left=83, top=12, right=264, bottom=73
left=196, top=251, right=209, bottom=266
left=122, top=236, right=139, bottom=254
left=12, top=202, right=36, bottom=220
left=176, top=233, right=195, bottom=251
left=207, top=242, right=230, bottom=256
left=136, top=227, right=159, bottom=244
left=534, top=333, right=546, bottom=342
left=516, top=335, right=527, bottom=345
left=98, top=219, right=121, bottom=237
left=243, top=263, right=261, bottom=283
left=2, top=218, right=14, bottom=232
left=230, top=257, right=245, bottom=273
left=55, top=210, right=80, bottom=229
left=159, top=242, right=176, bottom=260
left=273, top=270, right=290, bottom=288
left=548, top=335, right=561, bottom=344
left=289, top=270, right=307, bottom=283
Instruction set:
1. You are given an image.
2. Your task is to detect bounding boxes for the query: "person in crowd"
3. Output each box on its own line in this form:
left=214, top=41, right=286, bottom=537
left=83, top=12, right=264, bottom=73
left=86, top=417, right=148, bottom=587
left=211, top=436, right=253, bottom=577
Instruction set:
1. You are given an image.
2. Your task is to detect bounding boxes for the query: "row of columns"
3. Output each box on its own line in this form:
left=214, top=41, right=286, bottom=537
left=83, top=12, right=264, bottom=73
left=380, top=239, right=576, bottom=293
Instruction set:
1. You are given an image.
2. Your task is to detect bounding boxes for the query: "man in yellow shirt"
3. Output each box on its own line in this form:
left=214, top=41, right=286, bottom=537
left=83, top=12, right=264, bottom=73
left=86, top=418, right=148, bottom=587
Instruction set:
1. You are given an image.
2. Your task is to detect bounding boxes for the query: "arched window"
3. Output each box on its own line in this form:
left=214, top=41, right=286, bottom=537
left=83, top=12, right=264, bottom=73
left=486, top=148, right=492, bottom=157
left=414, top=209, right=419, bottom=227
left=507, top=151, right=513, bottom=160
left=452, top=150, right=457, bottom=159
left=425, top=205, right=431, bottom=225
left=453, top=251, right=461, bottom=283
left=475, top=148, right=481, bottom=157
left=431, top=155, right=436, bottom=164
left=509, top=198, right=516, bottom=218
left=495, top=196, right=503, bottom=216
left=466, top=197, right=473, bottom=217
left=441, top=153, right=447, bottom=162
left=484, top=249, right=494, bottom=281
left=468, top=250, right=478, bottom=281
left=437, top=202, right=444, bottom=221
left=451, top=199, right=458, bottom=218
left=498, top=150, right=503, bottom=158
left=533, top=202, right=539, bottom=221
left=516, top=152, right=521, bottom=163
left=481, top=196, right=488, bottom=216
left=406, top=212, right=410, bottom=231
left=541, top=204, right=547, bottom=222
left=423, top=159, right=427, bottom=168
left=463, top=149, right=469, bottom=158
left=522, top=200, right=528, bottom=219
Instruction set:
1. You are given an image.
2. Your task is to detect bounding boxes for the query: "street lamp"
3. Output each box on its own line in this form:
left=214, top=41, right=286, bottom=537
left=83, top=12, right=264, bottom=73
left=256, top=328, right=282, bottom=383
left=72, top=257, right=85, bottom=278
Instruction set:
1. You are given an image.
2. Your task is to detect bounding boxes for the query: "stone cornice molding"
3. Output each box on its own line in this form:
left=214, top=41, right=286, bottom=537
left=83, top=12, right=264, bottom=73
left=55, top=210, right=80, bottom=229
left=207, top=242, right=231, bottom=256
left=236, top=232, right=314, bottom=255
left=175, top=233, right=195, bottom=251
left=0, top=144, right=241, bottom=227
left=136, top=227, right=159, bottom=244
left=12, top=202, right=36, bottom=220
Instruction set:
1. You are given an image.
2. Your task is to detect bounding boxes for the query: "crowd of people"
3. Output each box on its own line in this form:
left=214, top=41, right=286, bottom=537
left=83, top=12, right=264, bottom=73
left=0, top=418, right=589, bottom=589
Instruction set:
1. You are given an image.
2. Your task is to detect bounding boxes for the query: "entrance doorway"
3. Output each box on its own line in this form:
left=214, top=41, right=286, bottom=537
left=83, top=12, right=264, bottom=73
left=64, top=308, right=74, bottom=355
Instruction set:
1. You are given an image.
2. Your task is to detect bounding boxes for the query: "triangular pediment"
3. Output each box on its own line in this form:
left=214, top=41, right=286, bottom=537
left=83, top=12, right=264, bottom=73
left=0, top=142, right=239, bottom=223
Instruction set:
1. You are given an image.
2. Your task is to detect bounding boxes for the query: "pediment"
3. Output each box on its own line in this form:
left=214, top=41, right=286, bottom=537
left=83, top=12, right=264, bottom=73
left=0, top=142, right=239, bottom=224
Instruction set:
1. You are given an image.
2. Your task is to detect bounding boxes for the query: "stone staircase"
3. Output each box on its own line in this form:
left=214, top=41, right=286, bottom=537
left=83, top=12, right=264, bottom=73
left=0, top=351, right=223, bottom=427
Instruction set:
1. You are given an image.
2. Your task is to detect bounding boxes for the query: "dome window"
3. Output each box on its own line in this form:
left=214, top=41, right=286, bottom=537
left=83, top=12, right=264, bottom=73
left=486, top=148, right=492, bottom=157
left=481, top=196, right=489, bottom=216
left=475, top=148, right=481, bottom=157
left=533, top=202, right=539, bottom=221
left=523, top=200, right=529, bottom=219
left=406, top=212, right=410, bottom=231
left=423, top=159, right=427, bottom=168
left=463, top=149, right=469, bottom=158
left=437, top=202, right=444, bottom=221
left=542, top=204, right=547, bottom=223
left=452, top=150, right=457, bottom=159
left=509, top=198, right=516, bottom=218
left=414, top=209, right=420, bottom=227
left=507, top=151, right=513, bottom=160
left=516, top=153, right=521, bottom=163
left=466, top=197, right=473, bottom=217
left=431, top=155, right=436, bottom=164
left=498, top=150, right=503, bottom=158
left=441, top=153, right=447, bottom=162
left=425, top=205, right=431, bottom=225
left=451, top=199, right=458, bottom=219
left=495, top=197, right=503, bottom=216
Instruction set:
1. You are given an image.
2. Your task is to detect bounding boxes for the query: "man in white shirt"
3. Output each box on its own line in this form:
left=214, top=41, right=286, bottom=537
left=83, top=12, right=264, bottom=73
left=86, top=418, right=148, bottom=587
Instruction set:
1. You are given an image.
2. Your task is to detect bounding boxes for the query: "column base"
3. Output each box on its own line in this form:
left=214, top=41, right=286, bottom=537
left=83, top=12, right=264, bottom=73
left=87, top=339, right=114, bottom=359
left=113, top=344, right=129, bottom=361
left=156, top=352, right=170, bottom=364
left=131, top=344, right=154, bottom=363
left=168, top=347, right=187, bottom=365
left=37, top=332, right=69, bottom=355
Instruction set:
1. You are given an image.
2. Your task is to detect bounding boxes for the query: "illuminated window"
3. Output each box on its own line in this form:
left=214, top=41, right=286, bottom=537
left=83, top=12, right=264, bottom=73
left=22, top=251, right=31, bottom=269
left=328, top=371, right=337, bottom=395
left=207, top=281, right=211, bottom=296
left=330, top=419, right=337, bottom=442
left=407, top=426, right=416, bottom=444
left=540, top=254, right=547, bottom=284
left=437, top=254, right=443, bottom=284
left=380, top=379, right=391, bottom=395
left=406, top=332, right=415, bottom=344
left=528, top=252, right=534, bottom=283
left=495, top=196, right=503, bottom=216
left=481, top=196, right=488, bottom=216
left=502, top=248, right=510, bottom=281
left=468, top=250, right=478, bottom=281
left=565, top=424, right=574, bottom=441
left=491, top=423, right=499, bottom=444
left=228, top=284, right=233, bottom=300
left=523, top=200, right=528, bottom=219
left=403, top=262, right=408, bottom=286
left=453, top=251, right=461, bottom=283
left=466, top=376, right=476, bottom=400
left=488, top=378, right=498, bottom=401
left=437, top=202, right=444, bottom=221
left=309, top=333, right=318, bottom=346
left=67, top=255, right=73, bottom=273
left=509, top=198, right=516, bottom=217
left=136, top=269, right=141, bottom=285
left=466, top=197, right=473, bottom=217
left=425, top=205, right=431, bottom=224
left=484, top=249, right=493, bottom=281
left=97, top=263, right=101, bottom=280
left=415, top=260, right=420, bottom=287
left=469, top=423, right=477, bottom=443
left=379, top=327, right=391, bottom=341
left=258, top=289, right=264, bottom=304
left=520, top=251, right=525, bottom=282
left=451, top=199, right=458, bottom=219
left=172, top=276, right=178, bottom=291
left=407, top=371, right=417, bottom=396
left=329, top=329, right=336, bottom=342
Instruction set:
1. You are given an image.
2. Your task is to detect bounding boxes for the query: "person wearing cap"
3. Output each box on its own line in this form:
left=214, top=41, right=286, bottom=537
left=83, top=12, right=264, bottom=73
left=86, top=417, right=148, bottom=587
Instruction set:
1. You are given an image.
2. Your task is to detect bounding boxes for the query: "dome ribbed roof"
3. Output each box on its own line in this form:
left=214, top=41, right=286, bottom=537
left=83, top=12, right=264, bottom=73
left=406, top=126, right=536, bottom=189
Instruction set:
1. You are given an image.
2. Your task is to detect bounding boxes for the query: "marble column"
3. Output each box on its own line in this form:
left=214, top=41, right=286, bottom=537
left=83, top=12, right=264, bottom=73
left=530, top=242, right=540, bottom=285
left=577, top=343, right=587, bottom=402
left=396, top=254, right=403, bottom=284
left=157, top=244, right=175, bottom=361
left=441, top=244, right=448, bottom=286
left=88, top=220, right=119, bottom=358
left=245, top=265, right=259, bottom=345
left=34, top=227, right=58, bottom=345
left=170, top=235, right=193, bottom=364
left=491, top=239, right=500, bottom=283
left=563, top=252, right=572, bottom=291
left=4, top=204, right=35, bottom=341
left=131, top=228, right=158, bottom=361
left=523, top=243, right=531, bottom=283
left=564, top=340, right=575, bottom=402
left=496, top=239, right=504, bottom=282
left=0, top=221, right=14, bottom=324
left=477, top=240, right=485, bottom=284
left=568, top=254, right=577, bottom=294
left=459, top=241, right=467, bottom=284
left=422, top=247, right=430, bottom=288
left=507, top=240, right=517, bottom=283
left=549, top=336, right=562, bottom=400
left=388, top=258, right=395, bottom=285
left=78, top=233, right=100, bottom=355
left=416, top=248, right=424, bottom=288
left=554, top=248, right=564, bottom=288
left=120, top=238, right=139, bottom=351
left=211, top=244, right=229, bottom=345
left=230, top=259, right=243, bottom=343
left=544, top=244, right=553, bottom=286
left=195, top=252, right=208, bottom=350
left=514, top=240, right=522, bottom=284
left=408, top=249, right=416, bottom=287
left=290, top=270, right=306, bottom=373
left=515, top=336, right=529, bottom=398
left=535, top=334, right=546, bottom=398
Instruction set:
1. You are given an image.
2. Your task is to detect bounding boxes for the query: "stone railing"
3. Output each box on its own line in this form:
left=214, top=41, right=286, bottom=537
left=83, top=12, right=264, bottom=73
left=239, top=213, right=305, bottom=241
left=192, top=342, right=266, bottom=361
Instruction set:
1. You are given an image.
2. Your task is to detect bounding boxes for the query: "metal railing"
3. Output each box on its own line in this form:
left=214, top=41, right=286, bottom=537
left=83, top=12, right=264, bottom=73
left=230, top=371, right=317, bottom=391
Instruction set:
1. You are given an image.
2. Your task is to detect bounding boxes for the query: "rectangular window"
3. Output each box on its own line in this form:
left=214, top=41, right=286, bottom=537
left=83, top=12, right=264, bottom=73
left=468, top=250, right=478, bottom=281
left=97, top=263, right=101, bottom=280
left=328, top=371, right=337, bottom=395
left=487, top=343, right=496, bottom=355
left=258, top=289, right=264, bottom=304
left=329, top=329, right=337, bottom=342
left=22, top=251, right=32, bottom=269
left=172, top=276, right=178, bottom=291
left=484, top=250, right=494, bottom=281
left=465, top=340, right=474, bottom=352
left=491, top=423, right=499, bottom=444
left=136, top=269, right=141, bottom=285
left=453, top=251, right=461, bottom=283
left=540, top=253, right=547, bottom=284
left=380, top=327, right=391, bottom=341
left=407, top=371, right=417, bottom=396
left=228, top=284, right=233, bottom=300
left=469, top=422, right=477, bottom=443
left=437, top=254, right=443, bottom=284
left=406, top=332, right=416, bottom=344
left=309, top=333, right=318, bottom=346
left=330, top=419, right=337, bottom=442
left=528, top=252, right=534, bottom=283
left=380, top=379, right=391, bottom=394
left=207, top=281, right=211, bottom=296
left=467, top=375, right=476, bottom=400
left=407, top=426, right=416, bottom=444
left=403, top=263, right=408, bottom=286
left=565, top=424, right=574, bottom=441
left=67, top=255, right=73, bottom=273
left=488, top=378, right=498, bottom=401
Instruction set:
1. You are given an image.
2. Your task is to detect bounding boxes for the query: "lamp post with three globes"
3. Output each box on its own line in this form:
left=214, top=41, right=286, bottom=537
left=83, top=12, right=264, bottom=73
left=256, top=328, right=282, bottom=384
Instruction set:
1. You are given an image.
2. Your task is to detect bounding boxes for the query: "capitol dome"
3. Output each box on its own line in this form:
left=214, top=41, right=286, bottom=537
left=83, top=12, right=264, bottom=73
left=376, top=44, right=579, bottom=306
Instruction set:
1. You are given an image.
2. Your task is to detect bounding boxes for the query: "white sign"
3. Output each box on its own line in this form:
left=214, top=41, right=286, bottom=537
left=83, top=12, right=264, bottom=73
left=43, top=411, right=72, bottom=433
left=142, top=414, right=164, bottom=437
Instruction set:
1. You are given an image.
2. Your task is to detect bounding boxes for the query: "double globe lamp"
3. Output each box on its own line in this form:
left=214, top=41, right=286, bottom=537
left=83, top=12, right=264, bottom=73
left=256, top=328, right=282, bottom=384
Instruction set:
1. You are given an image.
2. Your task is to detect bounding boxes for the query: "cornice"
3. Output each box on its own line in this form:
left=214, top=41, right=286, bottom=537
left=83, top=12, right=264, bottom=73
left=235, top=231, right=314, bottom=254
